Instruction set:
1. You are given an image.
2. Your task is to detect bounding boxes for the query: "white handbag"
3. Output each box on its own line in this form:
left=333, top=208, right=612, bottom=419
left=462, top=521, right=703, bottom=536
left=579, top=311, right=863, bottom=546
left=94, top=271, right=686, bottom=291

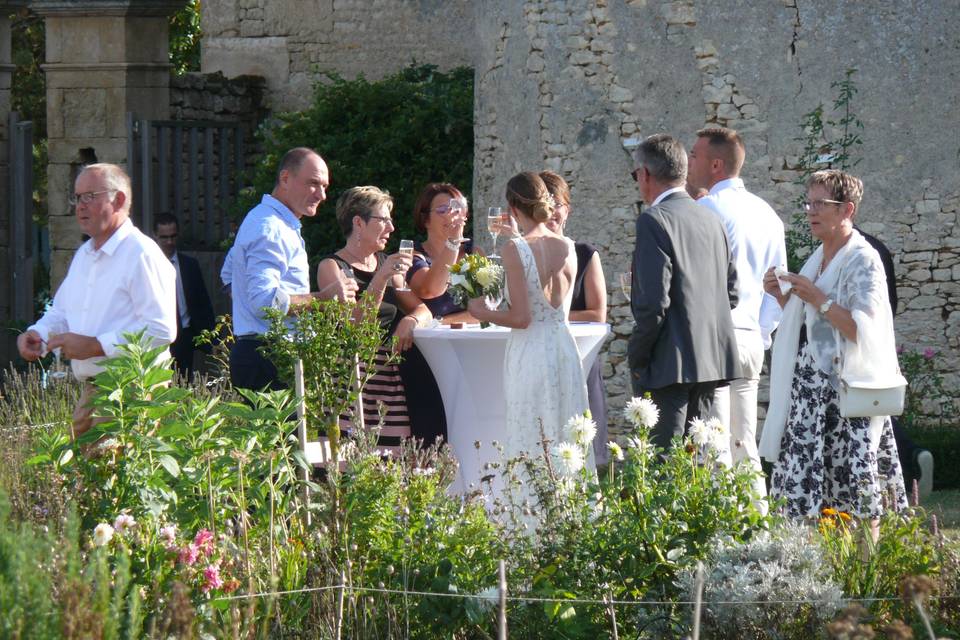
left=828, top=248, right=908, bottom=419
left=833, top=327, right=907, bottom=418
left=838, top=373, right=907, bottom=418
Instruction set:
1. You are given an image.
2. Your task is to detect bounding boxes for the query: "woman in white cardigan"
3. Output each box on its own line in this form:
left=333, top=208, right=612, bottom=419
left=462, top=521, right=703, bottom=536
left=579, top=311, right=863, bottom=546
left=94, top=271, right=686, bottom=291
left=759, top=170, right=907, bottom=534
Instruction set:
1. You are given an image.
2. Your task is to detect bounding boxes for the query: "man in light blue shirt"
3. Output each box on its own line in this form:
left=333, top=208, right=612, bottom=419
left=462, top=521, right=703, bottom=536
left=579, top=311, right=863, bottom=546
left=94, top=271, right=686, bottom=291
left=225, top=147, right=351, bottom=390
left=688, top=127, right=787, bottom=513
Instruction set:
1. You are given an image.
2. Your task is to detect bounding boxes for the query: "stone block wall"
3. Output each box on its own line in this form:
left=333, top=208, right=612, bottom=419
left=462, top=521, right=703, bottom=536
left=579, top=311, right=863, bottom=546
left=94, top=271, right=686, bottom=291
left=200, top=0, right=473, bottom=112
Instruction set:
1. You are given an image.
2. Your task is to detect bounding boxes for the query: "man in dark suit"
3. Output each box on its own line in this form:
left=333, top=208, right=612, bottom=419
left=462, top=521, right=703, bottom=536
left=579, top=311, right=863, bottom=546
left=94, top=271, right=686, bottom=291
left=154, top=212, right=215, bottom=380
left=628, top=134, right=741, bottom=451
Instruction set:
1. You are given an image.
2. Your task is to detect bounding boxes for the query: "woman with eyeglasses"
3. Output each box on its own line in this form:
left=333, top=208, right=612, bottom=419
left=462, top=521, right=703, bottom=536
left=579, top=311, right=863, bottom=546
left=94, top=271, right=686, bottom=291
left=406, top=183, right=478, bottom=324
left=540, top=171, right=610, bottom=467
left=316, top=186, right=432, bottom=454
left=759, top=170, right=906, bottom=536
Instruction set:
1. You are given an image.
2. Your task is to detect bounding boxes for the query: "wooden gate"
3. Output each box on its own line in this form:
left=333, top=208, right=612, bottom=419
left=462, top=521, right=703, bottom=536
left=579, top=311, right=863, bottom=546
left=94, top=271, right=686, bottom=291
left=126, top=114, right=245, bottom=249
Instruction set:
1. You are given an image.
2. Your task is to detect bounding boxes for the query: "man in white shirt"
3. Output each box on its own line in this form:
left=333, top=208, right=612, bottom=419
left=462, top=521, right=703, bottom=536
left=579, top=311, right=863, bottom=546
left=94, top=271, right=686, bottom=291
left=16, top=163, right=177, bottom=438
left=688, top=127, right=787, bottom=511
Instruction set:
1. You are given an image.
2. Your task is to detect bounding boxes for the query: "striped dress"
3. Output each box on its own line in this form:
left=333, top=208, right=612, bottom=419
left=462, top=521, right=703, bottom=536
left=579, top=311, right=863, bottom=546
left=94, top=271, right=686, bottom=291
left=328, top=253, right=411, bottom=455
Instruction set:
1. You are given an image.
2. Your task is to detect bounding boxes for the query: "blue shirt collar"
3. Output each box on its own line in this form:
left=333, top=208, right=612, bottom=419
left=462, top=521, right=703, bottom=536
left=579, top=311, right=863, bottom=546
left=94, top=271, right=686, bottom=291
left=261, top=194, right=302, bottom=231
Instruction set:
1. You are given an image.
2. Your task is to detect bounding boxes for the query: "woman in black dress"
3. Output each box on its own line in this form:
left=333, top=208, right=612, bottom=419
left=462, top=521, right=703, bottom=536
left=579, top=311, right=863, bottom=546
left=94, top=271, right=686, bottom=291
left=540, top=171, right=610, bottom=466
left=316, top=186, right=433, bottom=455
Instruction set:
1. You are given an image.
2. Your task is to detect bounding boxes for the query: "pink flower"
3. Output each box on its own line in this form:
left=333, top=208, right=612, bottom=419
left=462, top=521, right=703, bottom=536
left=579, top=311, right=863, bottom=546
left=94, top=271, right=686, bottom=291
left=178, top=543, right=200, bottom=566
left=159, top=525, right=178, bottom=551
left=193, top=529, right=215, bottom=557
left=202, top=564, right=224, bottom=593
left=923, top=347, right=936, bottom=360
left=113, top=514, right=136, bottom=534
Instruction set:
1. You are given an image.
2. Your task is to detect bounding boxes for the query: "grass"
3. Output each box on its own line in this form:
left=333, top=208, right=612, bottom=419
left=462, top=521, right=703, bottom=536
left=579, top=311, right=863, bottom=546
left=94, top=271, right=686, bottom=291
left=923, top=489, right=960, bottom=537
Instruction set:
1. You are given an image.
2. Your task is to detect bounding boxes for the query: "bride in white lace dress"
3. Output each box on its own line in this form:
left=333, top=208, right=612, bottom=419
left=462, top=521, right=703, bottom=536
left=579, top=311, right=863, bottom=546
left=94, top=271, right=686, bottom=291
left=468, top=172, right=593, bottom=471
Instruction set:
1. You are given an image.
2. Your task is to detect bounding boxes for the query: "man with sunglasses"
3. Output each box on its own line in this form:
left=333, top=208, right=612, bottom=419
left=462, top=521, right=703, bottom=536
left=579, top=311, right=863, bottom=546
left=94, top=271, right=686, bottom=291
left=628, top=134, right=741, bottom=454
left=16, top=163, right=177, bottom=439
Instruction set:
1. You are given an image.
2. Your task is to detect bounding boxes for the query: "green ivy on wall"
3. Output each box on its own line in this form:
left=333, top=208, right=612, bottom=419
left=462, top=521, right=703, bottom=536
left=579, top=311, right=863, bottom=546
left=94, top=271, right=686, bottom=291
left=787, top=69, right=864, bottom=272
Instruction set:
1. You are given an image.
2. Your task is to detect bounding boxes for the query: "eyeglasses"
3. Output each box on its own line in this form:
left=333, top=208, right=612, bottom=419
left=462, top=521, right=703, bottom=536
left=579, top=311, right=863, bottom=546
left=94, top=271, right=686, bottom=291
left=630, top=168, right=643, bottom=183
left=431, top=197, right=468, bottom=216
left=69, top=190, right=117, bottom=206
left=802, top=198, right=846, bottom=212
left=366, top=215, right=394, bottom=224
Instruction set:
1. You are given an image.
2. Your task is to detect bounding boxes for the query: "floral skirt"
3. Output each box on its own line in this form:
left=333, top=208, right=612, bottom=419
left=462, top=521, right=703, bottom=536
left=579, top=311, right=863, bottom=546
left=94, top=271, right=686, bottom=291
left=770, top=343, right=907, bottom=519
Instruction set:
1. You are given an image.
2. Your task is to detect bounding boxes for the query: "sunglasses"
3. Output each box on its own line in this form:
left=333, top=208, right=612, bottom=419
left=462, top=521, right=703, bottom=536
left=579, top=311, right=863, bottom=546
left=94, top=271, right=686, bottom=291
left=431, top=197, right=468, bottom=216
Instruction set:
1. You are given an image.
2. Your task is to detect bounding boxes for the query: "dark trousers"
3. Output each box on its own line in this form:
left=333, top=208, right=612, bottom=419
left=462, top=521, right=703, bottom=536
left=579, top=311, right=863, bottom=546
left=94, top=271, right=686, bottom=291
left=397, top=344, right=447, bottom=446
left=637, top=381, right=721, bottom=452
left=229, top=337, right=285, bottom=392
left=171, top=325, right=198, bottom=381
left=892, top=417, right=921, bottom=491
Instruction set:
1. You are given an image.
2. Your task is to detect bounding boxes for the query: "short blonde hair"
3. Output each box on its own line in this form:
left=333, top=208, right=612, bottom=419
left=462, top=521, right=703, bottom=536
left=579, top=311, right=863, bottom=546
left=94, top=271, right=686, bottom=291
left=695, top=127, right=745, bottom=176
left=78, top=163, right=132, bottom=211
left=807, top=169, right=863, bottom=213
left=335, top=186, right=394, bottom=236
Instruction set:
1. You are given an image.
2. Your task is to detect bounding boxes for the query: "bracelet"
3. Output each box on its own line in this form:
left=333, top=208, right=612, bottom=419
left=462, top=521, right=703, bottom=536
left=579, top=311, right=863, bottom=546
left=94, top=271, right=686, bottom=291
left=444, top=238, right=462, bottom=252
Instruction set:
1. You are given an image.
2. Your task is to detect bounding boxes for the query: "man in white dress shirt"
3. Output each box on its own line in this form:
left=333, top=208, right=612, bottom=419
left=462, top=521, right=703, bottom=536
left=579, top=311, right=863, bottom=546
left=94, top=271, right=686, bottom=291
left=16, top=163, right=177, bottom=438
left=687, top=127, right=787, bottom=512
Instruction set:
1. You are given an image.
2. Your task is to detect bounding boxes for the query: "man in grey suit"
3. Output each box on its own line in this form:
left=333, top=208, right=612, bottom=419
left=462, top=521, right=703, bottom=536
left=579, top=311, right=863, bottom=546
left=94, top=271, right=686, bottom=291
left=628, top=134, right=741, bottom=451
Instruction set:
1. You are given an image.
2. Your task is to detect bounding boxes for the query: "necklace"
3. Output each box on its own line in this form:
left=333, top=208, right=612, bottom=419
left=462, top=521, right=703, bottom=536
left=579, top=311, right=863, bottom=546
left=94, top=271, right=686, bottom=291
left=339, top=244, right=375, bottom=270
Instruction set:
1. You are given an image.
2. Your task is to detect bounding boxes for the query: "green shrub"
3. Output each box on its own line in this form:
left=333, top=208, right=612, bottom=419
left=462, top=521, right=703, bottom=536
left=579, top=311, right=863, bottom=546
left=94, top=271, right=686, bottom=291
left=898, top=346, right=953, bottom=429
left=240, top=63, right=474, bottom=271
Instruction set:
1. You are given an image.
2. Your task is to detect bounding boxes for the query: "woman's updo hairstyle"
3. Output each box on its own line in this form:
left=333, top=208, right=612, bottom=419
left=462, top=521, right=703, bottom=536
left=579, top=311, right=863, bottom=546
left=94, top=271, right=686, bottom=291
left=505, top=171, right=554, bottom=223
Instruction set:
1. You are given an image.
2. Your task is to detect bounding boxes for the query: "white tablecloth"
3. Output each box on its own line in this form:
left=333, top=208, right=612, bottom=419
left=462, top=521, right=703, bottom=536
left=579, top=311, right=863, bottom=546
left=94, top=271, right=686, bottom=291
left=413, top=322, right=609, bottom=494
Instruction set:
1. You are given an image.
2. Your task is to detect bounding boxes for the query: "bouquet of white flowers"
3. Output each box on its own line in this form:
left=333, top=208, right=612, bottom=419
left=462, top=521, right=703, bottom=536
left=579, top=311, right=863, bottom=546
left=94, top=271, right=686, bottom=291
left=448, top=254, right=505, bottom=310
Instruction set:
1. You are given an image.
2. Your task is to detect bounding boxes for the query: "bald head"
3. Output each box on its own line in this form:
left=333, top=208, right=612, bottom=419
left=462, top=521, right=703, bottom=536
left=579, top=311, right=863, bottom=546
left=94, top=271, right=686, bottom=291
left=272, top=147, right=330, bottom=219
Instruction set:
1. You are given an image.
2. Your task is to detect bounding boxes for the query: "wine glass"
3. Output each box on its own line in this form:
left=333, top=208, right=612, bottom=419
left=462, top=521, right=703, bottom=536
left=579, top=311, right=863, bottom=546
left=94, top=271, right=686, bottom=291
left=618, top=272, right=632, bottom=301
left=395, top=239, right=414, bottom=292
left=487, top=207, right=502, bottom=258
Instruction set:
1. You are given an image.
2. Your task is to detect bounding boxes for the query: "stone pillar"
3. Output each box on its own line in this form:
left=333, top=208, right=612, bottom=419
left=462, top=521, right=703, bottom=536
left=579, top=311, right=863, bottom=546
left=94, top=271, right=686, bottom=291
left=31, top=0, right=186, bottom=287
left=0, top=2, right=26, bottom=363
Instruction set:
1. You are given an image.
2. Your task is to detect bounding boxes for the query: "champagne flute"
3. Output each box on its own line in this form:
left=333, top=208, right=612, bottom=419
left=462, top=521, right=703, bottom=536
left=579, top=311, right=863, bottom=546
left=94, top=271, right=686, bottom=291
left=618, top=272, right=632, bottom=301
left=395, top=239, right=414, bottom=292
left=487, top=207, right=502, bottom=258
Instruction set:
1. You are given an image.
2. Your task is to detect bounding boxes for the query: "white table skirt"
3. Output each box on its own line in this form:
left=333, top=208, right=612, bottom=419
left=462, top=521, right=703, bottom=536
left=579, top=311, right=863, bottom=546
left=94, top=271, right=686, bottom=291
left=413, top=322, right=609, bottom=494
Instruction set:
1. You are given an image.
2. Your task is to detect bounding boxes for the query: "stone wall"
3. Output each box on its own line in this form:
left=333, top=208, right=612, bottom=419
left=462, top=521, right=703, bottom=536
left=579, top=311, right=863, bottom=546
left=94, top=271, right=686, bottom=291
left=202, top=0, right=960, bottom=430
left=200, top=0, right=473, bottom=112
left=471, top=0, right=960, bottom=432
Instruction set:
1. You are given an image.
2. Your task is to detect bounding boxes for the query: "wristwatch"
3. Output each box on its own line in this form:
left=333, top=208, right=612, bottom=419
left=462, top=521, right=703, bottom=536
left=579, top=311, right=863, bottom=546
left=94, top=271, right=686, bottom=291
left=819, top=298, right=834, bottom=315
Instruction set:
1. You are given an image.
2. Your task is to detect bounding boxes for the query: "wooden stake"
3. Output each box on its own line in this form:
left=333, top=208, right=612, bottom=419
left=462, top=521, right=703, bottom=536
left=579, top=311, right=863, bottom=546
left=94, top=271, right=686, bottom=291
left=691, top=561, right=704, bottom=640
left=294, top=359, right=311, bottom=526
left=605, top=589, right=619, bottom=640
left=498, top=559, right=508, bottom=640
left=335, top=569, right=346, bottom=640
